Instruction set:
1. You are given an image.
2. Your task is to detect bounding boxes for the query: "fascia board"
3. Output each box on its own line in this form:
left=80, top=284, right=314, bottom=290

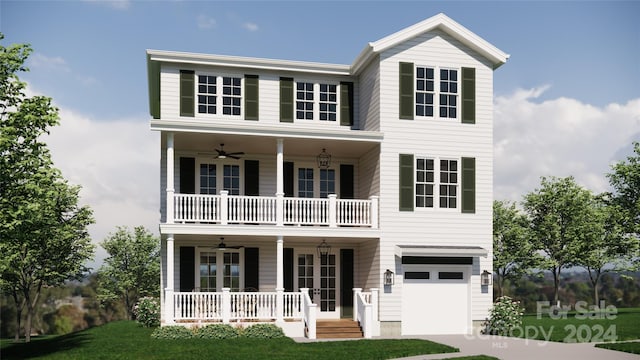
left=160, top=224, right=381, bottom=238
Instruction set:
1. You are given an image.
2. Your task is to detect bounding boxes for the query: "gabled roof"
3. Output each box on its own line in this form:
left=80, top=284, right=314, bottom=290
left=351, top=13, right=509, bottom=73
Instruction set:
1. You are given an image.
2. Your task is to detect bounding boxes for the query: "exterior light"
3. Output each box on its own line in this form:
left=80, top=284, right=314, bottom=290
left=317, top=239, right=331, bottom=258
left=316, top=148, right=331, bottom=169
left=384, top=269, right=394, bottom=286
left=481, top=270, right=492, bottom=286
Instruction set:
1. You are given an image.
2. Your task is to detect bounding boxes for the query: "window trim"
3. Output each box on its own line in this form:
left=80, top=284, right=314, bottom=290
left=414, top=65, right=459, bottom=121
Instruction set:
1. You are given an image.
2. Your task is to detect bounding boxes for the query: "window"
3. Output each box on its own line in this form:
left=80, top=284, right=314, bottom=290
left=296, top=82, right=314, bottom=120
left=223, top=165, right=240, bottom=195
left=222, top=77, right=241, bottom=116
left=415, top=67, right=434, bottom=117
left=439, top=159, right=458, bottom=208
left=415, top=66, right=458, bottom=119
left=199, top=164, right=217, bottom=194
left=199, top=252, right=217, bottom=291
left=439, top=271, right=463, bottom=280
left=319, top=84, right=337, bottom=121
left=439, top=69, right=458, bottom=118
left=415, top=158, right=434, bottom=208
left=298, top=168, right=314, bottom=198
left=198, top=76, right=216, bottom=114
left=320, top=169, right=335, bottom=198
left=405, top=272, right=430, bottom=280
left=223, top=252, right=241, bottom=291
left=298, top=254, right=314, bottom=295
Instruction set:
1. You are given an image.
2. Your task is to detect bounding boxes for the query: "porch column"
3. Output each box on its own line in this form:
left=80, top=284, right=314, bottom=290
left=276, top=139, right=284, bottom=226
left=166, top=132, right=175, bottom=223
left=165, top=234, right=175, bottom=324
left=276, top=235, right=284, bottom=323
left=352, top=288, right=362, bottom=322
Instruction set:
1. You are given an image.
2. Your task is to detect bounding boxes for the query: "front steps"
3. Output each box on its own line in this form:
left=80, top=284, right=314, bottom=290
left=316, top=319, right=363, bottom=339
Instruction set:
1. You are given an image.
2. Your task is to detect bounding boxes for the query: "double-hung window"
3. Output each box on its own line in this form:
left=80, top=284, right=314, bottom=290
left=222, top=77, right=241, bottom=115
left=298, top=168, right=314, bottom=198
left=320, top=169, right=335, bottom=198
left=295, top=82, right=339, bottom=122
left=414, top=157, right=458, bottom=209
left=196, top=74, right=242, bottom=116
left=415, top=66, right=458, bottom=119
left=319, top=84, right=337, bottom=121
left=296, top=82, right=314, bottom=120
left=198, top=76, right=216, bottom=114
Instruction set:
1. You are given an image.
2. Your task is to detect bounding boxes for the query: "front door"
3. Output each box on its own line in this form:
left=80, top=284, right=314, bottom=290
left=295, top=249, right=339, bottom=318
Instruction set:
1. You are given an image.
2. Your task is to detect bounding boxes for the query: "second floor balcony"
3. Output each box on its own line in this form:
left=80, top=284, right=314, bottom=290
left=169, top=191, right=379, bottom=228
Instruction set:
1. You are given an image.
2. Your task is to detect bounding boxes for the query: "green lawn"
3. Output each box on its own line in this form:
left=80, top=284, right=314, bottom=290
left=515, top=307, right=640, bottom=343
left=596, top=341, right=640, bottom=355
left=1, top=321, right=459, bottom=360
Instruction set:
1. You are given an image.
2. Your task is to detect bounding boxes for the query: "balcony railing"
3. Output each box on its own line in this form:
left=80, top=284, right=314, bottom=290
left=171, top=191, right=378, bottom=228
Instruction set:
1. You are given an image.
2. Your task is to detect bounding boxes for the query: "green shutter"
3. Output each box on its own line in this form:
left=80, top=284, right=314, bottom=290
left=280, top=77, right=294, bottom=122
left=461, top=157, right=476, bottom=213
left=245, top=75, right=259, bottom=121
left=461, top=67, right=475, bottom=124
left=340, top=82, right=354, bottom=126
left=399, top=62, right=414, bottom=120
left=399, top=154, right=414, bottom=211
left=180, top=70, right=195, bottom=117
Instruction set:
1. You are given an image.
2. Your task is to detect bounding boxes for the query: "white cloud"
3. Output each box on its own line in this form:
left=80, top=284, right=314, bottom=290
left=494, top=86, right=640, bottom=203
left=243, top=22, right=259, bottom=32
left=197, top=14, right=216, bottom=30
left=29, top=53, right=71, bottom=73
left=83, top=0, right=131, bottom=10
left=45, top=106, right=160, bottom=270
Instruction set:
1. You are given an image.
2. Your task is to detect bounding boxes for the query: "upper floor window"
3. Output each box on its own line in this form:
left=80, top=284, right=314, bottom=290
left=320, top=169, right=335, bottom=198
left=223, top=164, right=240, bottom=195
left=319, top=84, right=337, bottom=121
left=414, top=157, right=458, bottom=209
left=415, top=158, right=434, bottom=208
left=222, top=77, right=241, bottom=116
left=296, top=82, right=314, bottom=120
left=439, top=159, right=458, bottom=208
left=415, top=66, right=458, bottom=119
left=198, top=76, right=217, bottom=114
left=298, top=168, right=314, bottom=198
left=200, top=164, right=217, bottom=194
left=196, top=74, right=242, bottom=116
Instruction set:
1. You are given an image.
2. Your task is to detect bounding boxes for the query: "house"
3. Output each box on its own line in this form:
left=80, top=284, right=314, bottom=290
left=146, top=13, right=508, bottom=338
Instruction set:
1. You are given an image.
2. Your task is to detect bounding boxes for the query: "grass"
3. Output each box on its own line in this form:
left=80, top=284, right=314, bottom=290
left=595, top=341, right=640, bottom=354
left=1, top=321, right=459, bottom=360
left=513, top=307, right=640, bottom=343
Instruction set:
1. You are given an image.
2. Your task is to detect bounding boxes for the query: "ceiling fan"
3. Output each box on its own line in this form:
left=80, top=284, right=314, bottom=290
left=215, top=237, right=243, bottom=251
left=214, top=143, right=244, bottom=160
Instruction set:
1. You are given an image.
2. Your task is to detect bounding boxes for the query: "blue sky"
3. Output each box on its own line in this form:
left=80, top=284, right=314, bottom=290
left=2, top=1, right=639, bottom=267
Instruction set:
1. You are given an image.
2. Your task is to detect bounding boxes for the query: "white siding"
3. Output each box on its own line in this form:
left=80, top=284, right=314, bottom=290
left=358, top=57, right=380, bottom=131
left=376, top=29, right=494, bottom=324
left=358, top=145, right=380, bottom=197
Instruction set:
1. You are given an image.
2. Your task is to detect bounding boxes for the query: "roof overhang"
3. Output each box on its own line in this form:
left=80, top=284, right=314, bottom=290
left=395, top=245, right=488, bottom=258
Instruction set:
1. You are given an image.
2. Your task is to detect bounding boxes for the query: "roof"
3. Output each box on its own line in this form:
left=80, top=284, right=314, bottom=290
left=352, top=13, right=509, bottom=73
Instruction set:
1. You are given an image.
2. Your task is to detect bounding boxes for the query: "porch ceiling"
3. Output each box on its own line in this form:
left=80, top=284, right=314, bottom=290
left=160, top=224, right=380, bottom=241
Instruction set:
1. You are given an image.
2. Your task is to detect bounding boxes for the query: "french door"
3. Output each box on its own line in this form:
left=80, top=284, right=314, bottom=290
left=295, top=249, right=339, bottom=318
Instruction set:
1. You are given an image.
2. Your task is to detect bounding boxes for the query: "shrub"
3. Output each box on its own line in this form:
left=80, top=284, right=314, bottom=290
left=134, top=297, right=160, bottom=328
left=242, top=323, right=285, bottom=339
left=195, top=324, right=241, bottom=339
left=151, top=325, right=194, bottom=339
left=482, top=296, right=524, bottom=336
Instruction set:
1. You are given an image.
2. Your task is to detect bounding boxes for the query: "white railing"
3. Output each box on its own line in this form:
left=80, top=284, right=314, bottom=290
left=171, top=192, right=379, bottom=228
left=173, top=290, right=303, bottom=322
left=353, top=288, right=379, bottom=339
left=300, top=288, right=317, bottom=339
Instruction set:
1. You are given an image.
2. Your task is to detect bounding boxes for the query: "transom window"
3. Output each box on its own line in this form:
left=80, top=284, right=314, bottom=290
left=320, top=169, right=335, bottom=198
left=415, top=158, right=434, bottom=208
left=296, top=82, right=314, bottom=120
left=298, top=168, right=314, bottom=198
left=199, top=164, right=217, bottom=195
left=223, top=165, right=240, bottom=195
left=439, top=159, right=458, bottom=208
left=198, top=76, right=216, bottom=114
left=415, top=66, right=458, bottom=119
left=319, top=84, right=337, bottom=121
left=222, top=77, right=241, bottom=116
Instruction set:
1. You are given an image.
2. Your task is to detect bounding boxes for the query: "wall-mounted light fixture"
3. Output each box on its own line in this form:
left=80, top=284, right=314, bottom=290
left=316, top=148, right=331, bottom=169
left=481, top=270, right=492, bottom=286
left=384, top=269, right=394, bottom=286
left=317, top=239, right=331, bottom=258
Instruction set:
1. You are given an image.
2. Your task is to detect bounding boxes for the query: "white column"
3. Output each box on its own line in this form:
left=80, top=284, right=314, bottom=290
left=353, top=288, right=362, bottom=322
left=220, top=190, right=229, bottom=225
left=276, top=236, right=284, bottom=323
left=165, top=235, right=175, bottom=324
left=222, top=288, right=231, bottom=324
left=276, top=139, right=284, bottom=226
left=166, top=132, right=175, bottom=223
left=328, top=194, right=337, bottom=227
left=369, top=196, right=379, bottom=229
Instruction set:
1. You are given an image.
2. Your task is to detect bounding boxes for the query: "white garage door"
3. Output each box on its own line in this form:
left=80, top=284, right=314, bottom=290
left=401, top=267, right=470, bottom=335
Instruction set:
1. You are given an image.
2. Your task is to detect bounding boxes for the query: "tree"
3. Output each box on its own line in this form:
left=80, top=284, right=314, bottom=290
left=98, top=226, right=160, bottom=320
left=522, top=176, right=598, bottom=304
left=575, top=196, right=632, bottom=304
left=0, top=34, right=95, bottom=342
left=607, top=141, right=640, bottom=267
left=492, top=200, right=540, bottom=297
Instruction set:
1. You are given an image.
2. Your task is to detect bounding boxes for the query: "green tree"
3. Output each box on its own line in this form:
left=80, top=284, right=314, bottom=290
left=0, top=34, right=95, bottom=342
left=493, top=200, right=539, bottom=297
left=98, top=226, right=160, bottom=320
left=607, top=141, right=640, bottom=267
left=522, top=176, right=598, bottom=304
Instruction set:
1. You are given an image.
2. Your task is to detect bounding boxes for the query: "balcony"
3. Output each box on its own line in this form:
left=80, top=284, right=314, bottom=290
left=169, top=191, right=378, bottom=228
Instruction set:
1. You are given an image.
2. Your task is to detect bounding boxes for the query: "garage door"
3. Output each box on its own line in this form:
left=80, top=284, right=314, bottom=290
left=401, top=267, right=470, bottom=335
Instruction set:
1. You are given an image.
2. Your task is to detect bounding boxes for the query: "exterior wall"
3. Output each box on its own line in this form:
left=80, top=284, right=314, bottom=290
left=358, top=145, right=380, bottom=198
left=375, top=29, right=495, bottom=324
left=358, top=56, right=380, bottom=132
left=357, top=240, right=380, bottom=290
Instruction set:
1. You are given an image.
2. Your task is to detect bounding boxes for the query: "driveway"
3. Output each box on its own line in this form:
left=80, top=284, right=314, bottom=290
left=390, top=334, right=640, bottom=360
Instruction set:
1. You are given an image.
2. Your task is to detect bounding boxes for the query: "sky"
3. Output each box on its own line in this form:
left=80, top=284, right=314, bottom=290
left=1, top=0, right=639, bottom=269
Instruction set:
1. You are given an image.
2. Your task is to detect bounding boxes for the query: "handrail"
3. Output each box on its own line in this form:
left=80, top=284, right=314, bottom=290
left=354, top=288, right=373, bottom=338
left=300, top=288, right=317, bottom=339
